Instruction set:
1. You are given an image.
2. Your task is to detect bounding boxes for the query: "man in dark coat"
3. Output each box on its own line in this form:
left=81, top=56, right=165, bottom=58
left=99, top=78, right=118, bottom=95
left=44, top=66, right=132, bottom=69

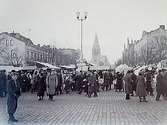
left=131, top=70, right=137, bottom=96
left=145, top=70, right=153, bottom=96
left=115, top=72, right=123, bottom=92
left=124, top=71, right=132, bottom=100
left=56, top=71, right=63, bottom=95
left=87, top=71, right=98, bottom=98
left=37, top=71, right=46, bottom=100
left=7, top=70, right=21, bottom=122
left=162, top=69, right=167, bottom=98
left=156, top=70, right=165, bottom=101
left=0, top=70, right=7, bottom=97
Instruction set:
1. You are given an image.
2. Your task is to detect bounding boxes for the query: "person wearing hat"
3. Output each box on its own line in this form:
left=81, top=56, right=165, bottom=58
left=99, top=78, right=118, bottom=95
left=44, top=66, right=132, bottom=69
left=36, top=70, right=46, bottom=100
left=156, top=69, right=165, bottom=101
left=46, top=69, right=58, bottom=100
left=136, top=72, right=147, bottom=102
left=7, top=70, right=21, bottom=122
left=124, top=70, right=132, bottom=100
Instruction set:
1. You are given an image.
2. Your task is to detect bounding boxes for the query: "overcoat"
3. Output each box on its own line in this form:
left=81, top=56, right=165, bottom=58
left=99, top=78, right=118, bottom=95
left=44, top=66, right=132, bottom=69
left=46, top=74, right=58, bottom=95
left=156, top=73, right=164, bottom=94
left=37, top=75, right=46, bottom=97
left=7, top=79, right=21, bottom=114
left=136, top=75, right=147, bottom=97
left=124, top=73, right=132, bottom=94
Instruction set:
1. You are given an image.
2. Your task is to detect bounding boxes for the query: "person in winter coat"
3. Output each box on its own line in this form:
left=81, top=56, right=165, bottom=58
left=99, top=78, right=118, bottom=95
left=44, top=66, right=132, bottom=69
left=56, top=71, right=63, bottom=95
left=136, top=72, right=147, bottom=102
left=0, top=70, right=7, bottom=97
left=103, top=71, right=110, bottom=91
left=37, top=71, right=46, bottom=101
left=156, top=70, right=165, bottom=101
left=115, top=72, right=124, bottom=92
left=7, top=70, right=21, bottom=122
left=131, top=70, right=137, bottom=96
left=162, top=69, right=167, bottom=98
left=87, top=72, right=98, bottom=98
left=30, top=70, right=38, bottom=93
left=124, top=71, right=132, bottom=100
left=145, top=70, right=154, bottom=96
left=46, top=69, right=58, bottom=100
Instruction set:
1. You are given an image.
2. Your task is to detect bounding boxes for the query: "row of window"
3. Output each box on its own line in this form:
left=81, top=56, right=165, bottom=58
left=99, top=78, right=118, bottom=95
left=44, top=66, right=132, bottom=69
left=0, top=38, right=13, bottom=47
left=26, top=51, right=53, bottom=62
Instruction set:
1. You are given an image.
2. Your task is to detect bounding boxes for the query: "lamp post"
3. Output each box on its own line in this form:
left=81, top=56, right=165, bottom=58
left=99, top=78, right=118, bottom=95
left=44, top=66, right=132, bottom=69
left=76, top=11, right=88, bottom=63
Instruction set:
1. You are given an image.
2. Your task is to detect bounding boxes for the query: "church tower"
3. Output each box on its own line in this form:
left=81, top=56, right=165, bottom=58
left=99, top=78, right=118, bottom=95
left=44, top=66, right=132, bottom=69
left=92, top=33, right=101, bottom=58
left=91, top=33, right=110, bottom=66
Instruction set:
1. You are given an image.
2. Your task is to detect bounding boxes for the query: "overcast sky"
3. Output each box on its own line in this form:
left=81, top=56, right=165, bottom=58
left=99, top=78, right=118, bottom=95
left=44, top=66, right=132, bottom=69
left=0, top=0, right=167, bottom=64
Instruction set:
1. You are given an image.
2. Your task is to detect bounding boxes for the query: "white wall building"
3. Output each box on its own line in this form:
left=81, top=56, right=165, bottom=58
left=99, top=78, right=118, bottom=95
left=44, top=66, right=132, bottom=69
left=0, top=32, right=26, bottom=66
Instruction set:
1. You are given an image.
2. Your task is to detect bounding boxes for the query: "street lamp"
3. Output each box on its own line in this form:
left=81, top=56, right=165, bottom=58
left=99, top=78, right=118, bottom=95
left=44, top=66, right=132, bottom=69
left=76, top=11, right=88, bottom=62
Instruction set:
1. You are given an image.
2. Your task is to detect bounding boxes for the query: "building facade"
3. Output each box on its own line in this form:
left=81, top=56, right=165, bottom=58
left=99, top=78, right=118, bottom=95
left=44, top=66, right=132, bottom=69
left=122, top=25, right=167, bottom=66
left=0, top=32, right=26, bottom=66
left=0, top=32, right=80, bottom=67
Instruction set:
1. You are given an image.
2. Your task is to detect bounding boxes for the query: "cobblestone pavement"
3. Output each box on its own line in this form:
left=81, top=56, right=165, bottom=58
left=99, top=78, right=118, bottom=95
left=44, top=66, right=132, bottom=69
left=0, top=90, right=167, bottom=125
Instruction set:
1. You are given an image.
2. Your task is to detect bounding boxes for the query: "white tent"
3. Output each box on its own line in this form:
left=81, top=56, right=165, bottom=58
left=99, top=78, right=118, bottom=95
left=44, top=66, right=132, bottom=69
left=0, top=66, right=22, bottom=73
left=61, top=65, right=76, bottom=69
left=134, top=65, right=148, bottom=75
left=89, top=65, right=111, bottom=71
left=35, top=61, right=60, bottom=69
left=115, top=64, right=132, bottom=74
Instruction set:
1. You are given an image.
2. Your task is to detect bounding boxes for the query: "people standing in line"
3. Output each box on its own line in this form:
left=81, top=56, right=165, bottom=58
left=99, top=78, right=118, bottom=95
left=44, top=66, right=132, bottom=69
left=37, top=70, right=46, bottom=101
left=124, top=71, right=132, bottom=100
left=46, top=69, right=58, bottom=101
left=156, top=70, right=165, bottom=101
left=0, top=70, right=7, bottom=97
left=7, top=70, right=21, bottom=122
left=131, top=70, right=137, bottom=96
left=136, top=72, right=147, bottom=102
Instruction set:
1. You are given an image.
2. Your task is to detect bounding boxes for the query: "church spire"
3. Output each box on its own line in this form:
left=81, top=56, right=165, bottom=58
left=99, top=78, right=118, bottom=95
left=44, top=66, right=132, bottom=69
left=92, top=33, right=101, bottom=57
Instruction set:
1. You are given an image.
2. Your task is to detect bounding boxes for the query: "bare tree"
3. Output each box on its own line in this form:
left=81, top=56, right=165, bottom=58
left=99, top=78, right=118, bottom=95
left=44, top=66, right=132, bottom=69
left=0, top=45, right=23, bottom=66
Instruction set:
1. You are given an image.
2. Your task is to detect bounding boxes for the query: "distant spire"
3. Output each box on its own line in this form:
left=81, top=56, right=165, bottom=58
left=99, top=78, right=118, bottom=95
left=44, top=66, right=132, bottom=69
left=92, top=33, right=101, bottom=57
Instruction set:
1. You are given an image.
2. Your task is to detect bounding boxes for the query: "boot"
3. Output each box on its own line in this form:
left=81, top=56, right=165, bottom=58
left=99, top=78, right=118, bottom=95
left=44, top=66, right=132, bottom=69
left=143, top=97, right=148, bottom=102
left=139, top=97, right=142, bottom=102
left=9, top=114, right=18, bottom=122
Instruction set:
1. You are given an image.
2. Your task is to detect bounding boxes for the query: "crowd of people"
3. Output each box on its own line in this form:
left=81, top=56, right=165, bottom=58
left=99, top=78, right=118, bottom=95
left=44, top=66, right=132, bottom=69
left=0, top=67, right=167, bottom=122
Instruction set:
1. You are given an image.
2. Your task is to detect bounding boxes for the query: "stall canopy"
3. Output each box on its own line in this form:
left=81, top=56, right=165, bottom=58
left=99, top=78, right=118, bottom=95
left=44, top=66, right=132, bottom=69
left=0, top=66, right=22, bottom=73
left=34, top=61, right=60, bottom=69
left=115, top=64, right=132, bottom=74
left=22, top=66, right=37, bottom=70
left=89, top=65, right=113, bottom=71
left=60, top=65, right=76, bottom=69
